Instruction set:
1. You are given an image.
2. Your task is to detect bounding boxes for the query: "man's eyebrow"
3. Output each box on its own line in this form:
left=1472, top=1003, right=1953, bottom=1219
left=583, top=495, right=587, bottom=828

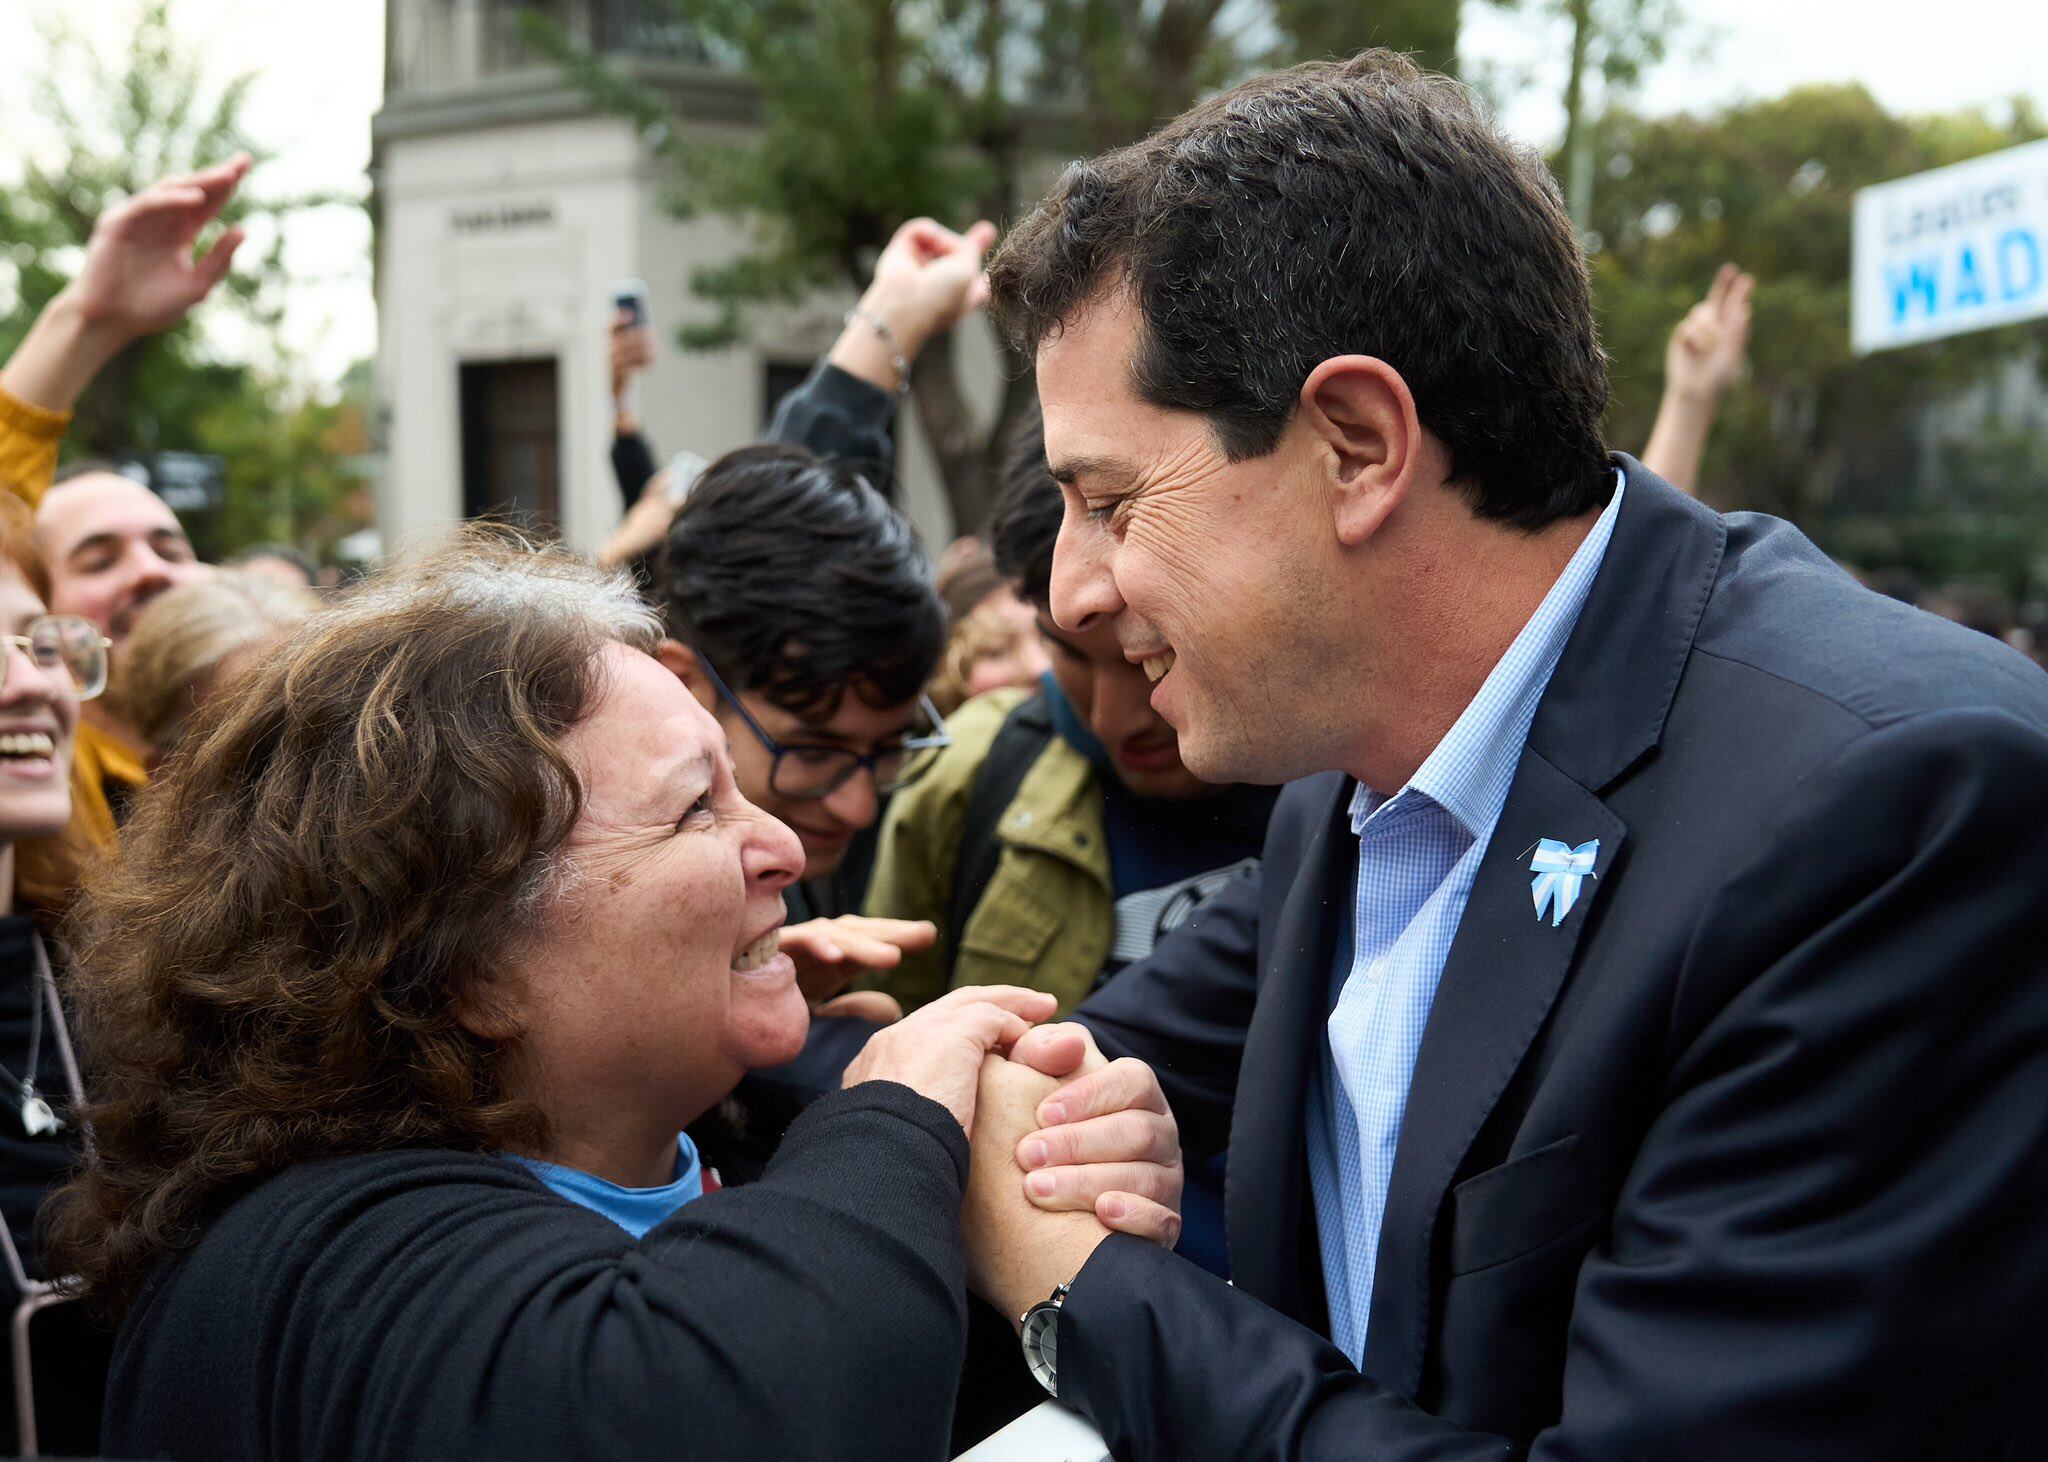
left=64, top=532, right=123, bottom=566
left=1045, top=453, right=1134, bottom=488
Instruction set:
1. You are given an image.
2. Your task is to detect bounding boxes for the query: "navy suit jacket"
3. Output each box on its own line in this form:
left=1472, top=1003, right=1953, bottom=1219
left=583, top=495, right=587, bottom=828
left=1066, top=460, right=2048, bottom=1459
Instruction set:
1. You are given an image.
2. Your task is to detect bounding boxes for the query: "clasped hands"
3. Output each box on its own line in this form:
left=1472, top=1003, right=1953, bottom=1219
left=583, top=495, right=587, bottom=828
left=840, top=979, right=1183, bottom=1323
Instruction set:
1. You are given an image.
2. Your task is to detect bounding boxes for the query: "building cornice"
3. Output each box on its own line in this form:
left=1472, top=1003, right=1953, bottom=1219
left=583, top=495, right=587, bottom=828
left=373, top=58, right=759, bottom=145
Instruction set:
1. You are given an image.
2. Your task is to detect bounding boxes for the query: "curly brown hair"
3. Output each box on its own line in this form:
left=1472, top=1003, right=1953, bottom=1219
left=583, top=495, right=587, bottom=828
left=46, top=529, right=659, bottom=1314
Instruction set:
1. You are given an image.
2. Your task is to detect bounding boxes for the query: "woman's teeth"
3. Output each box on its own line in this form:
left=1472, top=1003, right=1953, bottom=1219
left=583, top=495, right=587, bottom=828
left=733, top=930, right=782, bottom=972
left=0, top=732, right=55, bottom=760
left=1142, top=651, right=1176, bottom=684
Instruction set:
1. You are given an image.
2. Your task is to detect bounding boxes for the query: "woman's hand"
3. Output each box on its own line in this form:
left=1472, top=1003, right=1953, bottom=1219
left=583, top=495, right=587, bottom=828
left=842, top=985, right=1058, bottom=1132
left=781, top=915, right=933, bottom=1022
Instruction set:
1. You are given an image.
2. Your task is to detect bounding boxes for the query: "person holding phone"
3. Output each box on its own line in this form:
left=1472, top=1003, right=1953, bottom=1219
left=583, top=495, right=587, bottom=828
left=597, top=216, right=996, bottom=570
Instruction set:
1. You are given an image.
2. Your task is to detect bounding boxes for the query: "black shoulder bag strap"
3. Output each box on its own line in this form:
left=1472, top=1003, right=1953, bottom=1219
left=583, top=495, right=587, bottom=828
left=943, top=695, right=1058, bottom=980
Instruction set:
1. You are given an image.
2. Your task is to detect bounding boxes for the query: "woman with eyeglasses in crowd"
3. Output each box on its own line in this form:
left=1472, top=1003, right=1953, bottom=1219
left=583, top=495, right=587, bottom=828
left=0, top=493, right=114, bottom=1456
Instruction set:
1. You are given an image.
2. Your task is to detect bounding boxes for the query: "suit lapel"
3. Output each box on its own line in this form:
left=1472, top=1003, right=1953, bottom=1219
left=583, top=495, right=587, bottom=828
left=1227, top=774, right=1351, bottom=1322
left=1357, top=462, right=1724, bottom=1395
left=1360, top=750, right=1622, bottom=1393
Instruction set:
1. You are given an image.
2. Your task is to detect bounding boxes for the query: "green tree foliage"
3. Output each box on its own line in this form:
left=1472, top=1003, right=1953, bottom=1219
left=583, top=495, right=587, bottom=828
left=1587, top=86, right=2048, bottom=596
left=531, top=0, right=1475, bottom=531
left=0, top=0, right=366, bottom=560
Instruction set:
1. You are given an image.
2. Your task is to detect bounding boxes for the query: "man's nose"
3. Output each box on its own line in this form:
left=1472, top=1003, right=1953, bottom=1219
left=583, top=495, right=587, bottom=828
left=1050, top=518, right=1123, bottom=635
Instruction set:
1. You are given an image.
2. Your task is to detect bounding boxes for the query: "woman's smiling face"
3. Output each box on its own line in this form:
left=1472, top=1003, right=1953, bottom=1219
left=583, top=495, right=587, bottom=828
left=499, top=644, right=809, bottom=1145
left=0, top=563, right=78, bottom=846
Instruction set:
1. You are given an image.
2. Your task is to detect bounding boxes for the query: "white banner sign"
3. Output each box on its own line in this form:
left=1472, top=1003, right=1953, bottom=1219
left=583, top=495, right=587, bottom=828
left=1852, top=138, right=2048, bottom=354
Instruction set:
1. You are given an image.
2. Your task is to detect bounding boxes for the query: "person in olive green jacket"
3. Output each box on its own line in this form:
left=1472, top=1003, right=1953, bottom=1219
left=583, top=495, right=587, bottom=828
left=864, top=402, right=1279, bottom=1018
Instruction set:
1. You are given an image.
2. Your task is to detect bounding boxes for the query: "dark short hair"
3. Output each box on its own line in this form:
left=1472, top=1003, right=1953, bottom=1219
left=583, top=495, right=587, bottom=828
left=657, top=444, right=945, bottom=718
left=989, top=50, right=1613, bottom=529
left=990, top=399, right=1060, bottom=612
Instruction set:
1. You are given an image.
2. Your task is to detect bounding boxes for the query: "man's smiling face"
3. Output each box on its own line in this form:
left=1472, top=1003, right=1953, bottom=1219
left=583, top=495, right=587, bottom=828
left=38, top=472, right=208, bottom=646
left=1035, top=296, right=1341, bottom=786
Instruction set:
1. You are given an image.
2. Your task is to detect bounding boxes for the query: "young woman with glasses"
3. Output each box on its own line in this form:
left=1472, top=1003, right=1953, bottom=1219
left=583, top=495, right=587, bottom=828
left=0, top=493, right=113, bottom=1456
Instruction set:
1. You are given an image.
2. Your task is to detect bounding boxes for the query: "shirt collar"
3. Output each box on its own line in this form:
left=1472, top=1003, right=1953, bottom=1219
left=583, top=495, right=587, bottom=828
left=1351, top=471, right=1626, bottom=841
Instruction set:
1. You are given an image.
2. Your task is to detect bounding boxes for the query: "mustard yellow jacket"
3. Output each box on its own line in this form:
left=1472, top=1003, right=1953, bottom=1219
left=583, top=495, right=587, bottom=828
left=0, top=385, right=65, bottom=507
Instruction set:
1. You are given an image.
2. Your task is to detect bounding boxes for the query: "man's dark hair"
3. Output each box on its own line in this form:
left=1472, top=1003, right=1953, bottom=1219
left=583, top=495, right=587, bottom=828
left=658, top=443, right=944, bottom=719
left=990, top=399, right=1059, bottom=612
left=989, top=50, right=1612, bottom=529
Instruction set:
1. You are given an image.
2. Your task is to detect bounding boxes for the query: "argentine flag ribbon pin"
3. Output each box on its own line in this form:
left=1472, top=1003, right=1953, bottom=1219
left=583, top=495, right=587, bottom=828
left=1529, top=838, right=1599, bottom=927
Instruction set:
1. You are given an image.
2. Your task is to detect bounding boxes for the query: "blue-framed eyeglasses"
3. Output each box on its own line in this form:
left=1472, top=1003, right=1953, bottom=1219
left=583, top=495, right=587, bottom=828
left=696, top=655, right=950, bottom=801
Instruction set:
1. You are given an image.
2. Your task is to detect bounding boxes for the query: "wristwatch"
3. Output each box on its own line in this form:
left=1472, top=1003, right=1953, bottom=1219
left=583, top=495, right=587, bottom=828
left=1019, top=1282, right=1070, bottom=1395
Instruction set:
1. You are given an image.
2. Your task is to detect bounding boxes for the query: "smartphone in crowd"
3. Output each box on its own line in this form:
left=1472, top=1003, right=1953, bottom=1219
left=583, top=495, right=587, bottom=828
left=665, top=450, right=709, bottom=506
left=611, top=279, right=650, bottom=331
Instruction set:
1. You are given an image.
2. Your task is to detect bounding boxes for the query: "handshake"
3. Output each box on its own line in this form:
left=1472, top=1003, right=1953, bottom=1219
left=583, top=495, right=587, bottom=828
left=840, top=984, right=1181, bottom=1324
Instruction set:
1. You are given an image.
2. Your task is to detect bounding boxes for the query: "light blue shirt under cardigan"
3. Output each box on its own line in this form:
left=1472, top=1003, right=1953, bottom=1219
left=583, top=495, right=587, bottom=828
left=1306, top=475, right=1624, bottom=1367
left=509, top=1132, right=706, bottom=1239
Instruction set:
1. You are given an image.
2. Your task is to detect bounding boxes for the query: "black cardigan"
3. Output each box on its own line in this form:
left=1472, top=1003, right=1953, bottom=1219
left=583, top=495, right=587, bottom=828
left=105, top=1081, right=972, bottom=1461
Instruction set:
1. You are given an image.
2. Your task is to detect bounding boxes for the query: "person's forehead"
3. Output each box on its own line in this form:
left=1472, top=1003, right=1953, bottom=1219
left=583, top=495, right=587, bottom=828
left=38, top=475, right=184, bottom=549
left=592, top=645, right=717, bottom=745
left=1036, top=299, right=1218, bottom=487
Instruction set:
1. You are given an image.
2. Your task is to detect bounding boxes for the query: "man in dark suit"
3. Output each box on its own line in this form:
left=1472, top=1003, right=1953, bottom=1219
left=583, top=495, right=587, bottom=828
left=960, top=49, right=2048, bottom=1458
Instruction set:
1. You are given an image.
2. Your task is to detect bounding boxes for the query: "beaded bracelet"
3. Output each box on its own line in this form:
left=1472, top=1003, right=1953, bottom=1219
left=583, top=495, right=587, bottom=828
left=844, top=306, right=913, bottom=395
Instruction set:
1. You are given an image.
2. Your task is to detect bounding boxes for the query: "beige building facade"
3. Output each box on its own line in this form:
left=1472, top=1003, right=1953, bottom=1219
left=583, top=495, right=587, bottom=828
left=373, top=0, right=971, bottom=558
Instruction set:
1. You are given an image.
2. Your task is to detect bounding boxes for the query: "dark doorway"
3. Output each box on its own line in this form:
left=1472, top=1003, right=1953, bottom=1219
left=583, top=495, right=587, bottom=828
left=460, top=358, right=561, bottom=527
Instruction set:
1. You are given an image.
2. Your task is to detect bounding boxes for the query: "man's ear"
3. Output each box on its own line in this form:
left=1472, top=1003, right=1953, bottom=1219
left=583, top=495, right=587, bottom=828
left=656, top=638, right=719, bottom=713
left=1299, top=355, right=1421, bottom=548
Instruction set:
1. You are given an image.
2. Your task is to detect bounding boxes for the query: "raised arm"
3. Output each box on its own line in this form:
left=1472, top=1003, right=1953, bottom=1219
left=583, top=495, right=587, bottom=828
left=1640, top=263, right=1753, bottom=496
left=0, top=156, right=249, bottom=504
left=768, top=217, right=996, bottom=485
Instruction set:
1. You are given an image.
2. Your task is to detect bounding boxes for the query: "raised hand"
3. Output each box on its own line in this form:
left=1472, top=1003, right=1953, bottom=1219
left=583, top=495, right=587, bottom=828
left=829, top=217, right=998, bottom=392
left=1665, top=262, right=1754, bottom=404
left=1, top=155, right=252, bottom=416
left=69, top=155, right=252, bottom=341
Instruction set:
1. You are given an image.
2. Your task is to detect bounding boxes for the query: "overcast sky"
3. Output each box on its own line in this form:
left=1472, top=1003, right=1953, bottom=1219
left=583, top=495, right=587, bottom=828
left=1, top=0, right=2044, bottom=390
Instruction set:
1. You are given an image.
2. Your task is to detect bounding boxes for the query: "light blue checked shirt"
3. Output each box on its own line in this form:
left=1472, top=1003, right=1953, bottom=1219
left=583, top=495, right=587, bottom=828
left=1307, top=474, right=1624, bottom=1367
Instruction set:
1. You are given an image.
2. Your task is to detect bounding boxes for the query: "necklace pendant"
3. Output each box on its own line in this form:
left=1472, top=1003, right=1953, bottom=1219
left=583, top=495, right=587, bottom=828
left=19, top=1087, right=60, bottom=1138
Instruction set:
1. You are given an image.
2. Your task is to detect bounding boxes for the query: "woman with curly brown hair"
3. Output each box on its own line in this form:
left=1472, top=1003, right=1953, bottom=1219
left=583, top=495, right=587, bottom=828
left=47, top=531, right=1071, bottom=1462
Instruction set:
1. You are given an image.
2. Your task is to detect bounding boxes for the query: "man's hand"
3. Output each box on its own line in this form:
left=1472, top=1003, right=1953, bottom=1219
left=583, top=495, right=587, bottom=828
left=781, top=915, right=932, bottom=1022
left=964, top=1055, right=1115, bottom=1322
left=1, top=155, right=251, bottom=414
left=1006, top=1022, right=1183, bottom=1250
left=828, top=217, right=997, bottom=392
left=1664, top=262, right=1754, bottom=404
left=842, top=984, right=1057, bottom=1133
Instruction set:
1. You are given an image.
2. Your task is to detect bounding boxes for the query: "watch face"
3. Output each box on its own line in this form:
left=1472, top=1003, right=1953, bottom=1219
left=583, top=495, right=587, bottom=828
left=1021, top=1303, right=1059, bottom=1394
